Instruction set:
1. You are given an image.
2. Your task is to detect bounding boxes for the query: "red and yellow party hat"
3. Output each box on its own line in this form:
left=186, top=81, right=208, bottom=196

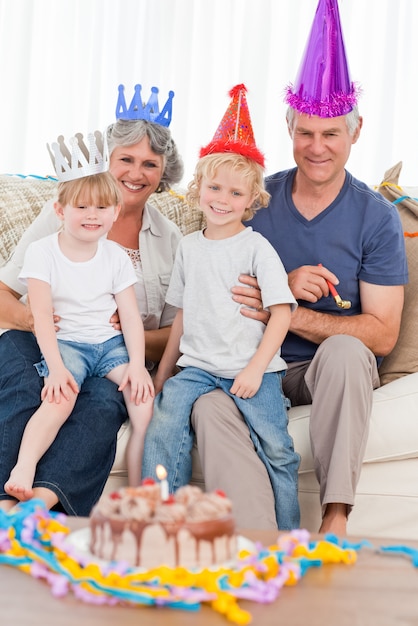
left=200, top=84, right=265, bottom=167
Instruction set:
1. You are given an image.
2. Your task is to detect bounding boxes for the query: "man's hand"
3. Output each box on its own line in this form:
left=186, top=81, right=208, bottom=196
left=231, top=274, right=270, bottom=324
left=287, top=264, right=339, bottom=303
left=231, top=265, right=338, bottom=326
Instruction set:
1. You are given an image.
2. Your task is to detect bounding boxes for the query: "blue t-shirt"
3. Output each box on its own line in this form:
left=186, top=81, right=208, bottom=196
left=247, top=168, right=408, bottom=362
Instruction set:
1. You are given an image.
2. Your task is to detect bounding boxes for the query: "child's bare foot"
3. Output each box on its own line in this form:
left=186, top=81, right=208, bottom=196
left=4, top=468, right=34, bottom=501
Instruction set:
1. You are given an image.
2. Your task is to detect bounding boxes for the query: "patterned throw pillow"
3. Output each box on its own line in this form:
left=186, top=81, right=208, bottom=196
left=376, top=162, right=418, bottom=385
left=148, top=187, right=204, bottom=235
left=0, top=175, right=58, bottom=267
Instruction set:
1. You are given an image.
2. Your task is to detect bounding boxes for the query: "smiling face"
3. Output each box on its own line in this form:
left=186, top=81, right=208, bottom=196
left=109, top=135, right=165, bottom=212
left=199, top=163, right=256, bottom=238
left=55, top=196, right=120, bottom=243
left=54, top=172, right=122, bottom=244
left=289, top=111, right=361, bottom=189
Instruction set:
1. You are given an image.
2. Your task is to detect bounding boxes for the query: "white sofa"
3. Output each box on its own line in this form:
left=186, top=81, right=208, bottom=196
left=109, top=372, right=418, bottom=539
left=290, top=373, right=418, bottom=539
left=1, top=170, right=417, bottom=540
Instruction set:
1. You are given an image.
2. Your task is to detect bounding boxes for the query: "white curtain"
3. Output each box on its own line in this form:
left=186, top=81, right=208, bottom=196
left=0, top=0, right=417, bottom=186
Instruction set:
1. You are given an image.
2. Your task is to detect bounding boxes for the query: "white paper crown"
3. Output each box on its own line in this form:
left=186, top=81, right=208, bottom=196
left=47, top=130, right=109, bottom=182
left=115, top=84, right=174, bottom=127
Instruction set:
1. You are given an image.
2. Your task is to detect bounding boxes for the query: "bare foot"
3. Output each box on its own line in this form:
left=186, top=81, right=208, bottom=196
left=4, top=468, right=34, bottom=502
left=318, top=503, right=347, bottom=536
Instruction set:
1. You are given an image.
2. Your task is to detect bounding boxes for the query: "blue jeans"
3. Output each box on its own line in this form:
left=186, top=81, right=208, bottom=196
left=143, top=367, right=300, bottom=529
left=35, top=335, right=129, bottom=388
left=0, top=331, right=127, bottom=515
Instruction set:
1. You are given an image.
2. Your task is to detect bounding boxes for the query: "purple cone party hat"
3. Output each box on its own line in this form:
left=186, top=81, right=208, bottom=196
left=200, top=84, right=265, bottom=167
left=285, top=0, right=360, bottom=118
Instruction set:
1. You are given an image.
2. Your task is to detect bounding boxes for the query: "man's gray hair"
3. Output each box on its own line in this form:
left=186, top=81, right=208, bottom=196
left=286, top=106, right=360, bottom=136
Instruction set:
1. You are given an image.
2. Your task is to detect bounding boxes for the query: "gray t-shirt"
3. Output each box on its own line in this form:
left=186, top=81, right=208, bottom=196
left=166, top=226, right=297, bottom=378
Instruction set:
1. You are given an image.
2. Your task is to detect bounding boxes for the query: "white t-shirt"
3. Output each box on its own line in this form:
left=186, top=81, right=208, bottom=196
left=166, top=227, right=297, bottom=378
left=0, top=198, right=181, bottom=335
left=19, top=232, right=137, bottom=344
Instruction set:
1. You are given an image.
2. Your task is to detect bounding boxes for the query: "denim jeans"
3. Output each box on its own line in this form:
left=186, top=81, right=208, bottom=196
left=35, top=335, right=129, bottom=388
left=0, top=331, right=127, bottom=515
left=143, top=366, right=300, bottom=529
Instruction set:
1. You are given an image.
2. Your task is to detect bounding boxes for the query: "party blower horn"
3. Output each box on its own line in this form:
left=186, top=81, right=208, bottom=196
left=318, top=264, right=351, bottom=309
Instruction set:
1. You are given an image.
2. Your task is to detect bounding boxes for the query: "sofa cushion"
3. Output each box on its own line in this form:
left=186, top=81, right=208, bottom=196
left=376, top=163, right=418, bottom=385
left=288, top=372, right=418, bottom=473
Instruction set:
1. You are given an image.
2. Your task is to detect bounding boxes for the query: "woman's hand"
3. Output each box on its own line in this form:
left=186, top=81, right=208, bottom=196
left=110, top=310, right=121, bottom=331
left=110, top=311, right=172, bottom=364
left=26, top=296, right=60, bottom=333
left=24, top=298, right=35, bottom=332
left=0, top=281, right=61, bottom=332
left=231, top=274, right=270, bottom=324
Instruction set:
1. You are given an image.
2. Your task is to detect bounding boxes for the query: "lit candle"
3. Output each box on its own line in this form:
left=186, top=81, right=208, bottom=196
left=156, top=464, right=169, bottom=501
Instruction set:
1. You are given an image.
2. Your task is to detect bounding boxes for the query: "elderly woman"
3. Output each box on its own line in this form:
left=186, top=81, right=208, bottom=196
left=0, top=116, right=183, bottom=514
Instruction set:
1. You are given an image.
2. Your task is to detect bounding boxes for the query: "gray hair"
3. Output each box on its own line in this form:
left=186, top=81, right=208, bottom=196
left=106, top=119, right=184, bottom=191
left=286, top=105, right=360, bottom=136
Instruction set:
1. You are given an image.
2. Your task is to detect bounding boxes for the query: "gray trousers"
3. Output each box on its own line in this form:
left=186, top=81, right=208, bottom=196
left=191, top=335, right=380, bottom=529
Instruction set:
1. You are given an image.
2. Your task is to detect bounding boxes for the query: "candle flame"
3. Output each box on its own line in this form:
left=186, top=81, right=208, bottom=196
left=156, top=464, right=167, bottom=480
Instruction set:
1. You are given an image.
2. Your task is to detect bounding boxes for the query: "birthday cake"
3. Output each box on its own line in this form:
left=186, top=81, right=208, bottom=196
left=89, top=481, right=236, bottom=569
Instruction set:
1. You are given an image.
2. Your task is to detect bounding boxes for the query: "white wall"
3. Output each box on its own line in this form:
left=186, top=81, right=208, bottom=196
left=0, top=0, right=417, bottom=187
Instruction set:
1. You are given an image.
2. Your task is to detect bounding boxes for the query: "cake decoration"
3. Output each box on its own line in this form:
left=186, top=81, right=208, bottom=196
left=155, top=464, right=169, bottom=500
